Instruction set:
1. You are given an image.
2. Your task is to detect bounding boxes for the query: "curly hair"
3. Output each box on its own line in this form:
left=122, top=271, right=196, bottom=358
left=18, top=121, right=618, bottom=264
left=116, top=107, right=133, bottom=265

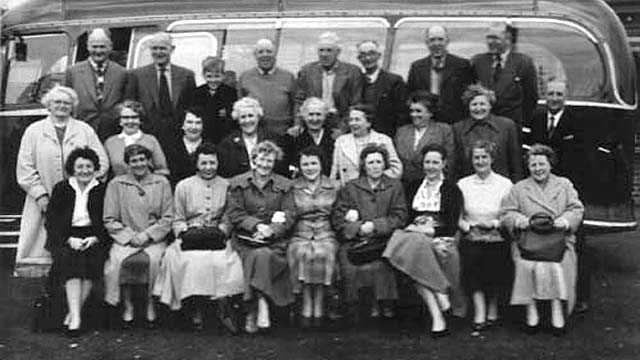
left=358, top=143, right=390, bottom=175
left=251, top=140, right=284, bottom=162
left=65, top=147, right=100, bottom=176
left=525, top=143, right=557, bottom=169
left=461, top=83, right=496, bottom=108
left=232, top=97, right=264, bottom=120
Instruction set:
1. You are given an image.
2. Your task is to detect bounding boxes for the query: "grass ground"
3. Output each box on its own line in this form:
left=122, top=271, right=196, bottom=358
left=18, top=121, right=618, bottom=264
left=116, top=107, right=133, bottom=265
left=0, top=230, right=639, bottom=360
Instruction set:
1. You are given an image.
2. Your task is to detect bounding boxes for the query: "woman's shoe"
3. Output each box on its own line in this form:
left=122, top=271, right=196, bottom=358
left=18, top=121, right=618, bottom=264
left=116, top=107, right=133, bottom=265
left=471, top=322, right=486, bottom=332
left=65, top=326, right=82, bottom=338
left=430, top=327, right=451, bottom=339
left=299, top=316, right=312, bottom=329
left=551, top=325, right=567, bottom=337
left=245, top=313, right=258, bottom=334
left=144, top=319, right=159, bottom=330
left=121, top=319, right=134, bottom=330
left=524, top=323, right=539, bottom=335
left=312, top=317, right=324, bottom=328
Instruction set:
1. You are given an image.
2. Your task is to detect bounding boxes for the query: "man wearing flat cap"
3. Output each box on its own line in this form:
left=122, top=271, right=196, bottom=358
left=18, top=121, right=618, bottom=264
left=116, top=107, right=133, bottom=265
left=65, top=28, right=128, bottom=141
left=471, top=23, right=538, bottom=127
left=126, top=32, right=196, bottom=152
left=407, top=25, right=473, bottom=124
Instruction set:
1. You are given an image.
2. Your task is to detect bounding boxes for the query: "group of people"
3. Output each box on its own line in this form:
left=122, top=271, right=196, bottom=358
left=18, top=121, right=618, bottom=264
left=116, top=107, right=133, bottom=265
left=15, top=22, right=587, bottom=339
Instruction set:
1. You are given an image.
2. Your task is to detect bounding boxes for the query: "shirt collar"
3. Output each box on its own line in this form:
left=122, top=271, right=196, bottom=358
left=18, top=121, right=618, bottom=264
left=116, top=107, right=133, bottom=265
left=547, top=108, right=565, bottom=122
left=155, top=63, right=171, bottom=73
left=118, top=130, right=143, bottom=141
left=322, top=61, right=339, bottom=74
left=364, top=67, right=381, bottom=83
left=88, top=57, right=107, bottom=71
left=257, top=66, right=276, bottom=76
left=69, top=176, right=99, bottom=195
left=430, top=53, right=447, bottom=67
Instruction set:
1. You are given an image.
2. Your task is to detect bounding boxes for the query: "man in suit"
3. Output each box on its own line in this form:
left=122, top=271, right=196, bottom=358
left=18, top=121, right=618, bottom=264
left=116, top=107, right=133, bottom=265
left=407, top=25, right=473, bottom=124
left=294, top=32, right=363, bottom=136
left=529, top=80, right=583, bottom=186
left=357, top=40, right=407, bottom=137
left=238, top=39, right=297, bottom=136
left=64, top=28, right=128, bottom=141
left=530, top=80, right=589, bottom=313
left=126, top=32, right=196, bottom=152
left=471, top=23, right=538, bottom=127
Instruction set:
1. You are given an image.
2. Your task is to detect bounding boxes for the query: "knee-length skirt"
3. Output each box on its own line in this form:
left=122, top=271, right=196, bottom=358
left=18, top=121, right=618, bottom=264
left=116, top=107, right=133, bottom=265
left=153, top=240, right=244, bottom=310
left=50, top=227, right=108, bottom=282
left=287, top=236, right=338, bottom=292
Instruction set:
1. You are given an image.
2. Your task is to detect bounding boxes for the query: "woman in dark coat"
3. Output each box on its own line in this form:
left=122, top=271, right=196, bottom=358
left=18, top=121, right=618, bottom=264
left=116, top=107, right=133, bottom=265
left=192, top=56, right=238, bottom=145
left=383, top=144, right=463, bottom=337
left=45, top=147, right=111, bottom=335
left=332, top=143, right=408, bottom=321
left=218, top=97, right=287, bottom=178
left=226, top=140, right=293, bottom=333
left=166, top=111, right=203, bottom=186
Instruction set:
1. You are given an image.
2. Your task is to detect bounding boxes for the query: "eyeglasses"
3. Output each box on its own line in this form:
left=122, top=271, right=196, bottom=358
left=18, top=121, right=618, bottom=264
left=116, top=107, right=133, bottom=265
left=121, top=115, right=140, bottom=120
left=52, top=100, right=73, bottom=105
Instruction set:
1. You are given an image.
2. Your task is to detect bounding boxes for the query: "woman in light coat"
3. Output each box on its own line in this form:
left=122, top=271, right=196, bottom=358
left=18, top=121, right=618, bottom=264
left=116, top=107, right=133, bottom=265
left=501, top=144, right=583, bottom=335
left=15, top=85, right=108, bottom=277
left=103, top=144, right=173, bottom=328
left=330, top=104, right=402, bottom=186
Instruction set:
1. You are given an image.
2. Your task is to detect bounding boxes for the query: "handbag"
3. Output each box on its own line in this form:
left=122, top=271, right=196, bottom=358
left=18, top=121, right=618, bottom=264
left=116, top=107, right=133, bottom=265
left=517, top=213, right=566, bottom=262
left=180, top=226, right=227, bottom=251
left=346, top=237, right=388, bottom=266
left=236, top=233, right=270, bottom=248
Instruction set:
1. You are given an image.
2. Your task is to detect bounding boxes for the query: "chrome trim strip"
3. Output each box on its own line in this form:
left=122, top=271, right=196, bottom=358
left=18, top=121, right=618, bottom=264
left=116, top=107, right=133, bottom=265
left=0, top=244, right=17, bottom=249
left=583, top=220, right=638, bottom=228
left=168, top=18, right=280, bottom=31
left=169, top=17, right=390, bottom=31
left=0, top=109, right=47, bottom=116
left=0, top=231, right=20, bottom=237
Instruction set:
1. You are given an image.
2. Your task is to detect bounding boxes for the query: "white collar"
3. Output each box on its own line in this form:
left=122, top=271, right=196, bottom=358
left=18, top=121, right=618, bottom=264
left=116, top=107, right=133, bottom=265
left=69, top=176, right=99, bottom=195
left=364, top=68, right=381, bottom=83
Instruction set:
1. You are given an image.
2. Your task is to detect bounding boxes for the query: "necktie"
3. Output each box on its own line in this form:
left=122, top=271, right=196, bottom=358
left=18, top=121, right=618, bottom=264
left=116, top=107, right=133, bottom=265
left=158, top=66, right=172, bottom=116
left=492, top=54, right=502, bottom=83
left=548, top=114, right=556, bottom=138
left=95, top=66, right=105, bottom=102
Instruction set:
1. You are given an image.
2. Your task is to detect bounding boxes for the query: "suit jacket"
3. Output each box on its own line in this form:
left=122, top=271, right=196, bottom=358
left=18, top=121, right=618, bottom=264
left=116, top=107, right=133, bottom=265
left=295, top=60, right=363, bottom=129
left=529, top=108, right=584, bottom=188
left=217, top=130, right=288, bottom=179
left=192, top=83, right=238, bottom=144
left=394, top=122, right=455, bottom=185
left=64, top=60, right=128, bottom=141
left=471, top=51, right=538, bottom=126
left=125, top=63, right=196, bottom=148
left=284, top=129, right=335, bottom=177
left=407, top=53, right=473, bottom=124
left=362, top=69, right=408, bottom=137
left=330, top=130, right=403, bottom=186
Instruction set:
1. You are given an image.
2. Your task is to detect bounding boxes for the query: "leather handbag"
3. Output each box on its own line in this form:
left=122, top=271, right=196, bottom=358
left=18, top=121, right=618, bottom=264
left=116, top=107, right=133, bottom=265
left=180, top=227, right=227, bottom=251
left=517, top=213, right=566, bottom=262
left=346, top=237, right=388, bottom=266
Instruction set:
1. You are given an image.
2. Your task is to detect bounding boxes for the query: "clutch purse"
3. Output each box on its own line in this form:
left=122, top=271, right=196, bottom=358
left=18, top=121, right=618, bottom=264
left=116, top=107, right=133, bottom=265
left=346, top=237, right=388, bottom=266
left=236, top=234, right=270, bottom=248
left=180, top=226, right=227, bottom=251
left=517, top=213, right=566, bottom=262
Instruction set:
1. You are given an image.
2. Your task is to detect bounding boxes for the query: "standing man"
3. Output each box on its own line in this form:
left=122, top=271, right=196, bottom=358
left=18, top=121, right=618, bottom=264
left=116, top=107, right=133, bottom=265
left=529, top=79, right=589, bottom=313
left=295, top=32, right=363, bottom=136
left=407, top=25, right=473, bottom=124
left=64, top=28, right=128, bottom=141
left=357, top=40, right=407, bottom=137
left=126, top=32, right=196, bottom=152
left=471, top=23, right=538, bottom=126
left=238, top=39, right=297, bottom=136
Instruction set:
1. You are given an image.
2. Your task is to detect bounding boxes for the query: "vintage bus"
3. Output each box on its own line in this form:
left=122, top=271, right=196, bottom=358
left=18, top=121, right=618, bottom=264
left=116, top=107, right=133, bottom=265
left=0, top=0, right=636, bottom=255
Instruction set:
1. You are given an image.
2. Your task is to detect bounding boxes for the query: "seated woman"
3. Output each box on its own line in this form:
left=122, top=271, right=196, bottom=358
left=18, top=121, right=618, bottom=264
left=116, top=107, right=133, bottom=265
left=218, top=97, right=286, bottom=178
left=103, top=144, right=173, bottom=329
left=45, top=147, right=111, bottom=336
left=331, top=104, right=402, bottom=186
left=104, top=100, right=169, bottom=178
left=457, top=140, right=513, bottom=332
left=394, top=90, right=455, bottom=186
left=332, top=144, right=408, bottom=321
left=225, top=140, right=293, bottom=333
left=192, top=56, right=238, bottom=145
left=283, top=146, right=339, bottom=327
left=501, top=144, right=584, bottom=335
left=154, top=143, right=244, bottom=333
left=285, top=97, right=334, bottom=177
left=166, top=111, right=204, bottom=186
left=383, top=144, right=463, bottom=337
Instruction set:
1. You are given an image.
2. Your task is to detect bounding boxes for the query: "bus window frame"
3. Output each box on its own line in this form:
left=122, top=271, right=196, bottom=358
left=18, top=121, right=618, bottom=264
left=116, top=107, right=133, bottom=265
left=393, top=16, right=635, bottom=111
left=2, top=32, right=71, bottom=109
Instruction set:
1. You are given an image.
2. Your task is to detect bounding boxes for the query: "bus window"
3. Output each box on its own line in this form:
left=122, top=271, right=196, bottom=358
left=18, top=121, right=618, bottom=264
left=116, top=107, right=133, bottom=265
left=391, top=19, right=605, bottom=103
left=74, top=28, right=132, bottom=68
left=134, top=32, right=218, bottom=86
left=278, top=18, right=389, bottom=74
left=222, top=26, right=278, bottom=79
left=4, top=34, right=69, bottom=107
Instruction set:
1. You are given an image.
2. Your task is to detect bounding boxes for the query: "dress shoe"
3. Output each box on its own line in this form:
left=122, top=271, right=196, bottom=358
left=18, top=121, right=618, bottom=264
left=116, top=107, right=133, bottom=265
left=524, top=323, right=539, bottom=335
left=245, top=313, right=258, bottom=334
left=121, top=319, right=134, bottom=330
left=430, top=327, right=451, bottom=339
left=144, top=319, right=159, bottom=330
left=574, top=302, right=590, bottom=314
left=299, top=316, right=312, bottom=329
left=312, top=317, right=324, bottom=328
left=65, top=327, right=81, bottom=338
left=471, top=322, right=486, bottom=332
left=551, top=325, right=567, bottom=337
